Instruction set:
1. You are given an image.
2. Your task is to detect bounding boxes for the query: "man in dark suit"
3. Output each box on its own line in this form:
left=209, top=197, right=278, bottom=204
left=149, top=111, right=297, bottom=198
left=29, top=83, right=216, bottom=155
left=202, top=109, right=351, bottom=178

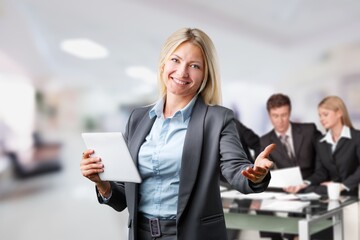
left=259, top=93, right=321, bottom=240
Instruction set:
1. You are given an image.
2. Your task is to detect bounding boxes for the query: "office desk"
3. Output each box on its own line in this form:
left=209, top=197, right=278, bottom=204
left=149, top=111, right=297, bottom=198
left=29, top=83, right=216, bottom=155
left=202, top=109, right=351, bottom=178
left=222, top=192, right=358, bottom=240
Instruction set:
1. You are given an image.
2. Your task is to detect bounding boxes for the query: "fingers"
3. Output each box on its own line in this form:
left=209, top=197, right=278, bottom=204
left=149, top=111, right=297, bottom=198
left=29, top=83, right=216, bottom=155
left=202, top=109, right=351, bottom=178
left=258, top=143, right=276, bottom=159
left=283, top=184, right=308, bottom=193
left=261, top=159, right=274, bottom=170
left=251, top=166, right=267, bottom=174
left=82, top=149, right=94, bottom=159
left=242, top=166, right=268, bottom=183
left=283, top=186, right=296, bottom=193
left=81, top=161, right=103, bottom=173
left=242, top=170, right=262, bottom=183
left=246, top=166, right=267, bottom=177
left=249, top=144, right=274, bottom=184
left=81, top=155, right=101, bottom=167
left=255, top=144, right=275, bottom=170
left=320, top=181, right=331, bottom=186
left=254, top=158, right=274, bottom=171
left=80, top=149, right=103, bottom=179
left=83, top=169, right=104, bottom=179
left=241, top=169, right=256, bottom=182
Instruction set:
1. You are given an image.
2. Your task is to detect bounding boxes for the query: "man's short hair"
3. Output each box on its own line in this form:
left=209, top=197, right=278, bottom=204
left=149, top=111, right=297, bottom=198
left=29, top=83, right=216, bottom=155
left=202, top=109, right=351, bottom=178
left=266, top=93, right=291, bottom=112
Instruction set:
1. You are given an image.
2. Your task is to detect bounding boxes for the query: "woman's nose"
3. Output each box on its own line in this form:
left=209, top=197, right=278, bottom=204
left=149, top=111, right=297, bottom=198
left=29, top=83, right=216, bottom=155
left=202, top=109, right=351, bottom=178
left=177, top=65, right=189, bottom=78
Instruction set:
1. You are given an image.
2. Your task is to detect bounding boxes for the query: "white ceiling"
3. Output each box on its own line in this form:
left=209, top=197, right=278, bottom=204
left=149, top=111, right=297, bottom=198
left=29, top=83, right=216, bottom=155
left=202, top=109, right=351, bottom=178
left=1, top=0, right=360, bottom=97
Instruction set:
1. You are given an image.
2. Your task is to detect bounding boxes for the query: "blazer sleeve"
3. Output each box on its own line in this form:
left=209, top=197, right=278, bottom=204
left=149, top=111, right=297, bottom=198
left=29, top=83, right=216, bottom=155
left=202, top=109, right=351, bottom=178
left=219, top=110, right=270, bottom=193
left=342, top=131, right=360, bottom=190
left=96, top=181, right=127, bottom=211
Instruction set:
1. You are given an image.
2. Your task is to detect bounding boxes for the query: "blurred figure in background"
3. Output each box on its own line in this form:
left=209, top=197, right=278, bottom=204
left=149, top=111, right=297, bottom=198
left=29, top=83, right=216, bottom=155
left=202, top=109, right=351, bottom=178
left=261, top=93, right=321, bottom=180
left=285, top=95, right=360, bottom=197
left=259, top=93, right=321, bottom=240
left=284, top=95, right=360, bottom=240
left=0, top=115, right=62, bottom=180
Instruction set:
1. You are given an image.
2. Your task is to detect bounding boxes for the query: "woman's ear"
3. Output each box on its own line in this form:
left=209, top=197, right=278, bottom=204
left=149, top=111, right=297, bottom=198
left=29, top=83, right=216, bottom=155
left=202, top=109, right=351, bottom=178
left=336, top=109, right=343, bottom=118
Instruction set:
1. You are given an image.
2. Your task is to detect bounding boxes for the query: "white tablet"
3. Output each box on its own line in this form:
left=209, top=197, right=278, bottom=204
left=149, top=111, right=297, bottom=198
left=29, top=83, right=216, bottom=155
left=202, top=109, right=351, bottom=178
left=81, top=132, right=142, bottom=183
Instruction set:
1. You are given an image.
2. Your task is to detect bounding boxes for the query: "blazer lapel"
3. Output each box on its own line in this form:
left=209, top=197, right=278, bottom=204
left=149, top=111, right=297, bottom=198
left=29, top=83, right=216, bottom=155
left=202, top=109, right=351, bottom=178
left=292, top=124, right=303, bottom=163
left=177, top=98, right=206, bottom=222
left=269, top=132, right=287, bottom=162
left=333, top=138, right=347, bottom=156
left=319, top=140, right=334, bottom=164
left=126, top=110, right=155, bottom=222
left=128, top=113, right=155, bottom=161
left=269, top=130, right=297, bottom=166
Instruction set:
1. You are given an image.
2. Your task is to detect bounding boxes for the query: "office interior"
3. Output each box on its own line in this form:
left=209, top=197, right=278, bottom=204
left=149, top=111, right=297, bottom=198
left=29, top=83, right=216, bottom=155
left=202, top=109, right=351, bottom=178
left=1, top=1, right=360, bottom=239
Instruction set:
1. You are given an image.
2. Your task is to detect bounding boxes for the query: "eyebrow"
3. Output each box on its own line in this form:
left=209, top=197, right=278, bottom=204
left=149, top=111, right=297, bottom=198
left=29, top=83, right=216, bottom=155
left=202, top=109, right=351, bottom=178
left=171, top=54, right=203, bottom=64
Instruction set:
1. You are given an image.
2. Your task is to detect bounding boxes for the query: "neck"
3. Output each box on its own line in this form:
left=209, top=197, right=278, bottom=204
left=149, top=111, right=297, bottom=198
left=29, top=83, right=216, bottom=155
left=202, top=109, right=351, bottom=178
left=278, top=125, right=290, bottom=136
left=163, top=94, right=194, bottom=118
left=330, top=123, right=343, bottom=142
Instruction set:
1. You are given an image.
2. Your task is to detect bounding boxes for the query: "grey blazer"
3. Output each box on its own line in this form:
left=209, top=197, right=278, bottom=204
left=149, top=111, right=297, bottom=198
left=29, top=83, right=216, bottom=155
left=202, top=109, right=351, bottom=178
left=97, top=97, right=270, bottom=240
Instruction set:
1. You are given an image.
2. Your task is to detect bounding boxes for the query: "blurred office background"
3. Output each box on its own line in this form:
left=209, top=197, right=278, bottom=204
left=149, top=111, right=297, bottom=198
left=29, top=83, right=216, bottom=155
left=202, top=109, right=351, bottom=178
left=1, top=0, right=360, bottom=239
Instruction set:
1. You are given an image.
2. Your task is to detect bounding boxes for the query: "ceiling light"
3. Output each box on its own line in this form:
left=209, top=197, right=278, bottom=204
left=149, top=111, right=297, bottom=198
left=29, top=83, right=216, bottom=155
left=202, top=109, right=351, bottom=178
left=125, top=66, right=156, bottom=85
left=60, top=38, right=109, bottom=59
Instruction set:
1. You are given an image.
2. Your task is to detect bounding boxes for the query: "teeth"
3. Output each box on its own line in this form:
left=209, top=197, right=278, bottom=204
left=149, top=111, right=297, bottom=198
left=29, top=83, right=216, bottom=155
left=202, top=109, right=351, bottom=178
left=173, top=78, right=187, bottom=85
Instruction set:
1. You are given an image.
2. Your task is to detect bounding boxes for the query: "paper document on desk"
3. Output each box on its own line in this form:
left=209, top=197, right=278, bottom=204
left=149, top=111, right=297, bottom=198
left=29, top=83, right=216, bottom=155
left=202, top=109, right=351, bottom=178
left=260, top=199, right=310, bottom=213
left=221, top=190, right=286, bottom=200
left=296, top=192, right=321, bottom=200
left=274, top=192, right=322, bottom=201
left=268, top=166, right=303, bottom=188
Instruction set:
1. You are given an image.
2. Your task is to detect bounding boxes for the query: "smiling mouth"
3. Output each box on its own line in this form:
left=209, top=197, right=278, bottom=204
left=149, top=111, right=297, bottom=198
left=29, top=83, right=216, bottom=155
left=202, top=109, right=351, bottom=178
left=172, top=77, right=189, bottom=85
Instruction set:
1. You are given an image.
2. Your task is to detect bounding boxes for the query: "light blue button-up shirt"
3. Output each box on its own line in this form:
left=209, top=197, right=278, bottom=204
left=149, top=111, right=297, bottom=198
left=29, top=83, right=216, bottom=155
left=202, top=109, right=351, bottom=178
left=138, top=96, right=197, bottom=219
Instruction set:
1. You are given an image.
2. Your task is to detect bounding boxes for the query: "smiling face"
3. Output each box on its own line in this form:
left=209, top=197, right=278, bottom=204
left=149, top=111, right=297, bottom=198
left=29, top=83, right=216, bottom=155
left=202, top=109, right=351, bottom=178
left=162, top=41, right=205, bottom=101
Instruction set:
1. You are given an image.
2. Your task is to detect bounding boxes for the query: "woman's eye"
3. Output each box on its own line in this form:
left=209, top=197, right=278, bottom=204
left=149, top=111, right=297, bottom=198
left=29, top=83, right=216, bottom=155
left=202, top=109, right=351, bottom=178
left=190, top=64, right=200, bottom=69
left=171, top=58, right=179, bottom=63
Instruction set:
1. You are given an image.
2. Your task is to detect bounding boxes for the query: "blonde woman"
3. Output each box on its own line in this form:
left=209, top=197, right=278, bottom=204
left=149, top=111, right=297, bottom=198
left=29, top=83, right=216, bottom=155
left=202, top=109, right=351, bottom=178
left=285, top=96, right=360, bottom=197
left=80, top=28, right=275, bottom=240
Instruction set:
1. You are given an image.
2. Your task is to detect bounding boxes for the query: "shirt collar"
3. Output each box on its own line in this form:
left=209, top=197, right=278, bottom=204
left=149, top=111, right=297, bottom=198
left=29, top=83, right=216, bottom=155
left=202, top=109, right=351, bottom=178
left=149, top=95, right=198, bottom=122
left=320, top=125, right=351, bottom=143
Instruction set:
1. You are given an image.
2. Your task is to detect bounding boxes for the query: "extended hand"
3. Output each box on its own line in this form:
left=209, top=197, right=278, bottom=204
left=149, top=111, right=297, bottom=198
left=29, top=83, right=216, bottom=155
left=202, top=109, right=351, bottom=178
left=242, top=143, right=275, bottom=183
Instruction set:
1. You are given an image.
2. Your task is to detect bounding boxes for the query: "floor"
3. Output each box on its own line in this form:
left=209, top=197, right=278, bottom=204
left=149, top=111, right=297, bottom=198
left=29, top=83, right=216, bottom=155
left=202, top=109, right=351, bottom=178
left=0, top=133, right=264, bottom=240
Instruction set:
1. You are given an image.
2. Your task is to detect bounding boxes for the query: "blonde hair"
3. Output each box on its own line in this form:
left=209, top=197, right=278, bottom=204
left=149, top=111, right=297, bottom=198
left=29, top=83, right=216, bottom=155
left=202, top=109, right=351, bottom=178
left=318, top=96, right=353, bottom=128
left=157, top=28, right=222, bottom=105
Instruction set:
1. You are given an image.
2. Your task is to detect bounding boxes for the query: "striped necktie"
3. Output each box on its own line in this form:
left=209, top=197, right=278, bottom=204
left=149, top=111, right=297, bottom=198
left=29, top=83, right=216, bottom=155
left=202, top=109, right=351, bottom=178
left=280, top=135, right=294, bottom=159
